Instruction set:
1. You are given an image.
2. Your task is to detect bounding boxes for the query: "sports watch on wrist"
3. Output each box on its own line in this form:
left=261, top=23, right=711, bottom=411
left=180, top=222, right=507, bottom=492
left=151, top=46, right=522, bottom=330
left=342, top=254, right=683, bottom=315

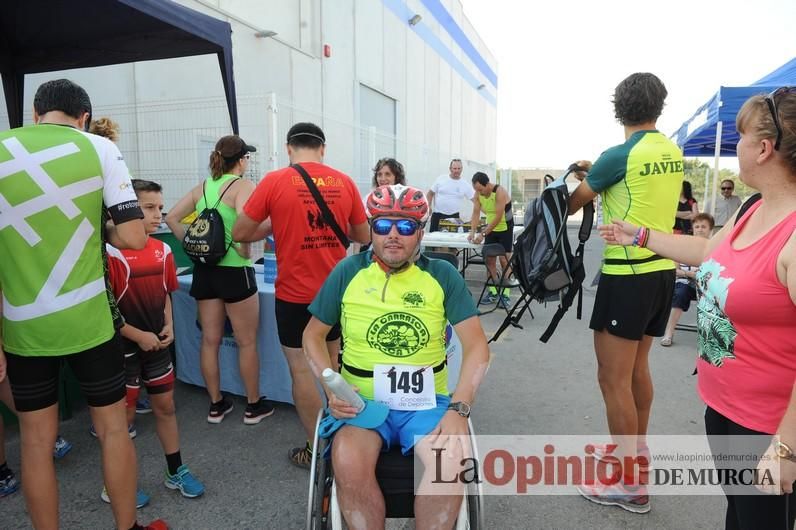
left=447, top=401, right=471, bottom=418
left=775, top=441, right=796, bottom=462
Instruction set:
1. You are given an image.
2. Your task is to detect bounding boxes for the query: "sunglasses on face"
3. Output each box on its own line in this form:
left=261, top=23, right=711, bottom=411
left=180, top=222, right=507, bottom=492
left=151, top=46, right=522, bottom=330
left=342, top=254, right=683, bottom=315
left=371, top=218, right=421, bottom=236
left=721, top=187, right=733, bottom=191
left=764, top=86, right=796, bottom=151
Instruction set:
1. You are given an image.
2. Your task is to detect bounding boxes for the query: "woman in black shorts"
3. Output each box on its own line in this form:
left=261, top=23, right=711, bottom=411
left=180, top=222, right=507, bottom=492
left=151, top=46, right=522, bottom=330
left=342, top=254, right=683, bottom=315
left=166, top=135, right=273, bottom=425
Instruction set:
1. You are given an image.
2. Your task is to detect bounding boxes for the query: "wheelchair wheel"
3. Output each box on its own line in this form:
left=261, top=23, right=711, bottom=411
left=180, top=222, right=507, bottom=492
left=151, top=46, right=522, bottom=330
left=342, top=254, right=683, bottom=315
left=307, top=413, right=333, bottom=530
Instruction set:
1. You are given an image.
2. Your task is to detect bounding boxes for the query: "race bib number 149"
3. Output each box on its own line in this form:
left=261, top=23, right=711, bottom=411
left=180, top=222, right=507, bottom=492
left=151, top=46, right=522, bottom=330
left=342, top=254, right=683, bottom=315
left=373, top=364, right=436, bottom=411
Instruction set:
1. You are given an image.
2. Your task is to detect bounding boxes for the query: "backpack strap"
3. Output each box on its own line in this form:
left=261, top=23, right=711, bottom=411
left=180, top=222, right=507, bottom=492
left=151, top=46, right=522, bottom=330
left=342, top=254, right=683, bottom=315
left=292, top=163, right=350, bottom=249
left=201, top=177, right=241, bottom=257
left=734, top=193, right=762, bottom=224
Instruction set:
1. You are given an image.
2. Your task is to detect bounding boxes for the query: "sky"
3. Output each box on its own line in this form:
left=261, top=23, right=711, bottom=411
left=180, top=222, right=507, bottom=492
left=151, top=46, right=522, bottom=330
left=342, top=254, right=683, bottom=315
left=459, top=0, right=796, bottom=170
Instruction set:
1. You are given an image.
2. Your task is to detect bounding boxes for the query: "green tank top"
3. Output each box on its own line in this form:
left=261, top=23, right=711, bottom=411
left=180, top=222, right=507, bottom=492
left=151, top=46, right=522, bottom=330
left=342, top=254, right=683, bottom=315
left=477, top=185, right=508, bottom=232
left=195, top=174, right=251, bottom=268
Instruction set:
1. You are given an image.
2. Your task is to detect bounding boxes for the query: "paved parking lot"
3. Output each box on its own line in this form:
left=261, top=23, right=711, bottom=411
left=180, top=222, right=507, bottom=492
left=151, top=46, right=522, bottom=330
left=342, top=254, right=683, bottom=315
left=3, top=228, right=725, bottom=529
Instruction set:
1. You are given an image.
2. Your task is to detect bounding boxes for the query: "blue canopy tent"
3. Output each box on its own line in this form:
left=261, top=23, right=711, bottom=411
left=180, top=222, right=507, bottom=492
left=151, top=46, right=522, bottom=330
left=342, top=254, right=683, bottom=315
left=672, top=57, right=796, bottom=212
left=1, top=0, right=240, bottom=133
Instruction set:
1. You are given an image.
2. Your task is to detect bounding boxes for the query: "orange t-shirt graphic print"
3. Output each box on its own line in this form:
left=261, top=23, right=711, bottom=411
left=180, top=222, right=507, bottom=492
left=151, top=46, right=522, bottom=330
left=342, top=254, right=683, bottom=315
left=244, top=162, right=366, bottom=303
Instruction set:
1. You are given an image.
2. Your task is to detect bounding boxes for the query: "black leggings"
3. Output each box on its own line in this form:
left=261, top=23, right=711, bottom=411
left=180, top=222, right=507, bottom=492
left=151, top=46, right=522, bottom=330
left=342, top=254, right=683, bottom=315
left=704, top=406, right=796, bottom=530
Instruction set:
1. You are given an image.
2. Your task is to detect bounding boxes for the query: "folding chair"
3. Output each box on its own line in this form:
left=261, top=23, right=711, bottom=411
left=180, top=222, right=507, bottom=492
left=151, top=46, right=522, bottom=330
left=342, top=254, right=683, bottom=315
left=475, top=243, right=522, bottom=316
left=425, top=251, right=459, bottom=270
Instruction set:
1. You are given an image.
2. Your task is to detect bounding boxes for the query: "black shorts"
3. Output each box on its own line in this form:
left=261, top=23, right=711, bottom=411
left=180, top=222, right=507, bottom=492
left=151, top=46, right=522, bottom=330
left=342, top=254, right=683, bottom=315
left=589, top=269, right=675, bottom=340
left=124, top=346, right=175, bottom=394
left=190, top=263, right=257, bottom=304
left=5, top=335, right=126, bottom=412
left=275, top=298, right=341, bottom=348
left=429, top=212, right=460, bottom=232
left=485, top=220, right=514, bottom=253
left=671, top=282, right=697, bottom=312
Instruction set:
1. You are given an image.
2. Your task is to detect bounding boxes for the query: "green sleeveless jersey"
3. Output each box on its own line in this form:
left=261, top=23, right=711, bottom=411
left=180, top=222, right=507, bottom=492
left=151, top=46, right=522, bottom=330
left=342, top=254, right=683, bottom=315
left=0, top=124, right=143, bottom=355
left=195, top=174, right=251, bottom=268
left=586, top=130, right=684, bottom=275
left=477, top=185, right=508, bottom=232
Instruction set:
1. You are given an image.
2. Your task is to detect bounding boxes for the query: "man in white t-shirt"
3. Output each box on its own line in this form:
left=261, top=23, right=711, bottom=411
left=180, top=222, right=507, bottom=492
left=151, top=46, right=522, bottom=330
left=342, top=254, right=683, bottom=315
left=426, top=158, right=474, bottom=232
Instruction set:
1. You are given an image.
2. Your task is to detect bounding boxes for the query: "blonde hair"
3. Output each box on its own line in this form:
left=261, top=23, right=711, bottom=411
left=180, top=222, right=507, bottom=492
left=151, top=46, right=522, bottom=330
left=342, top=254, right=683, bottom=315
left=88, top=117, right=120, bottom=143
left=737, top=92, right=796, bottom=174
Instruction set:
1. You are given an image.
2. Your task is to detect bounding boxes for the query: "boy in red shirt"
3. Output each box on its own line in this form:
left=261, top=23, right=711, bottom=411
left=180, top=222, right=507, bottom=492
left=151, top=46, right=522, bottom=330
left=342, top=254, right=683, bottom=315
left=106, top=180, right=205, bottom=504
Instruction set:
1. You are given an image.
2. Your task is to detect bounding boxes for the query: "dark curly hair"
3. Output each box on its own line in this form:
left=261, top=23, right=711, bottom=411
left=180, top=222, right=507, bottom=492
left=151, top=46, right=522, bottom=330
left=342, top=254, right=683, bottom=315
left=371, top=158, right=406, bottom=187
left=612, top=73, right=667, bottom=126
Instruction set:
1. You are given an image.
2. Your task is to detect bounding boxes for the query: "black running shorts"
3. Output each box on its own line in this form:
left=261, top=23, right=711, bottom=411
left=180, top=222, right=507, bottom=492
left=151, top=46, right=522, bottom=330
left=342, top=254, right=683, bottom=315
left=6, top=334, right=126, bottom=412
left=190, top=263, right=257, bottom=304
left=589, top=269, right=675, bottom=340
left=275, top=298, right=341, bottom=348
left=484, top=220, right=514, bottom=253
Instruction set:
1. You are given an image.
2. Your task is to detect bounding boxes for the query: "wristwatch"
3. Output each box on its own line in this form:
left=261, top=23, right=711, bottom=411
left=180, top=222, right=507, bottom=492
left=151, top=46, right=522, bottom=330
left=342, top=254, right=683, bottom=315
left=775, top=441, right=796, bottom=463
left=447, top=401, right=471, bottom=418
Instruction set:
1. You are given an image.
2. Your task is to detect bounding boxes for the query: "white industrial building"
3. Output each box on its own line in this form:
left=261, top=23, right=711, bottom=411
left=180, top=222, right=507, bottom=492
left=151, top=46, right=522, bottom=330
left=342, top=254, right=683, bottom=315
left=0, top=0, right=498, bottom=208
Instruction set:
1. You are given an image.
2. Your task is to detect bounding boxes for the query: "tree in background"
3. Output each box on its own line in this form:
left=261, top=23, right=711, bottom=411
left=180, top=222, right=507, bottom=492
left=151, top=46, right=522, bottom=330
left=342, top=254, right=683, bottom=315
left=683, top=159, right=754, bottom=208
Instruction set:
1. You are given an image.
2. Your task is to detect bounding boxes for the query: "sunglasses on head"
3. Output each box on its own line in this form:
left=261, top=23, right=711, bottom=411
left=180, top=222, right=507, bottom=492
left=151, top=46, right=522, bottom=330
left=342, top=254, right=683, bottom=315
left=371, top=218, right=421, bottom=236
left=764, top=86, right=796, bottom=151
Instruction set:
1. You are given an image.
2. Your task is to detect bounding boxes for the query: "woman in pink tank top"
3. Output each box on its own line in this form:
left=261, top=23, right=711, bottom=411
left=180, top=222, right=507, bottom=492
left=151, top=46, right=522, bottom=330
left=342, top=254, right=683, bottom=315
left=600, top=88, right=796, bottom=530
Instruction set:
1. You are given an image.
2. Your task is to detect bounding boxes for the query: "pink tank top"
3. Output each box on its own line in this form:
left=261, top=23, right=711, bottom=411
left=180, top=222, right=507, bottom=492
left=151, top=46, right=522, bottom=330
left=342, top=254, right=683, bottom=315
left=696, top=200, right=796, bottom=433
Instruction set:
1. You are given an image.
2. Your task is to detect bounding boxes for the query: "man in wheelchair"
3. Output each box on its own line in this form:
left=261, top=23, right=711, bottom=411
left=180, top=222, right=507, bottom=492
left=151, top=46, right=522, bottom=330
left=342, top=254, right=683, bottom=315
left=303, top=184, right=490, bottom=529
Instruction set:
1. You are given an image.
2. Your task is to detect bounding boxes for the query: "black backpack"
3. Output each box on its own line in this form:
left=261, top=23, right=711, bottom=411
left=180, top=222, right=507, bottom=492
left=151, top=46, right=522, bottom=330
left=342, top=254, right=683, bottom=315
left=490, top=165, right=595, bottom=343
left=182, top=178, right=239, bottom=265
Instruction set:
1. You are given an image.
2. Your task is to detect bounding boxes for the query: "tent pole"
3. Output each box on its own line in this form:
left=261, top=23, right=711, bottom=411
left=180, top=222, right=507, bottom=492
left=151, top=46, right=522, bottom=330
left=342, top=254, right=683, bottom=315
left=710, top=120, right=722, bottom=217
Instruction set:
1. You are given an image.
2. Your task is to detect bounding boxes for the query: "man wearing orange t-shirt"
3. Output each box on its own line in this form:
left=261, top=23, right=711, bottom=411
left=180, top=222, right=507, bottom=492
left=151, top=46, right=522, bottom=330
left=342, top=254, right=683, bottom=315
left=233, top=122, right=370, bottom=468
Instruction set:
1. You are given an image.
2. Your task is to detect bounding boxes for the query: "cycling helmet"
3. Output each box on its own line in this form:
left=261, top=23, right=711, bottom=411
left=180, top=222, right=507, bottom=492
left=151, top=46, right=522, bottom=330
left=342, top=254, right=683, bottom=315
left=366, top=184, right=429, bottom=224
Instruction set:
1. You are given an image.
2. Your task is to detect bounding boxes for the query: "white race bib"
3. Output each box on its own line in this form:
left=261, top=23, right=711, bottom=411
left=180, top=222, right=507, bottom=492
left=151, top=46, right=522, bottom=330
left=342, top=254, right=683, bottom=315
left=373, top=364, right=436, bottom=411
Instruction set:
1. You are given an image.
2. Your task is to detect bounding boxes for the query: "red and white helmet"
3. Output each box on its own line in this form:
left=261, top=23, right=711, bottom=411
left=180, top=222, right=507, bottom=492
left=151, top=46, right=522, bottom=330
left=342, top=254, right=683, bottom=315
left=366, top=184, right=429, bottom=224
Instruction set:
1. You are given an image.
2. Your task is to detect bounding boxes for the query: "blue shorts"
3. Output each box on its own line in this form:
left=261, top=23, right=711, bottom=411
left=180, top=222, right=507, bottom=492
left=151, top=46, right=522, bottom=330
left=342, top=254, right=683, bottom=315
left=671, top=282, right=696, bottom=312
left=374, top=395, right=450, bottom=455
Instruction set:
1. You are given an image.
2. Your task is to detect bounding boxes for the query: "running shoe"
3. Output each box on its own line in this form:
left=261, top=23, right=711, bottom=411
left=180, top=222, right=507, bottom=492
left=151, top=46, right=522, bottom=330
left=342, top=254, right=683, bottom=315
left=243, top=398, right=275, bottom=425
left=577, top=481, right=650, bottom=514
left=0, top=470, right=19, bottom=498
left=100, top=486, right=150, bottom=509
left=592, top=443, right=651, bottom=472
left=142, top=521, right=169, bottom=530
left=479, top=292, right=497, bottom=305
left=136, top=398, right=153, bottom=414
left=164, top=464, right=205, bottom=498
left=53, top=435, right=73, bottom=459
left=288, top=446, right=312, bottom=469
left=90, top=424, right=137, bottom=439
left=498, top=294, right=511, bottom=309
left=660, top=336, right=673, bottom=347
left=207, top=395, right=234, bottom=424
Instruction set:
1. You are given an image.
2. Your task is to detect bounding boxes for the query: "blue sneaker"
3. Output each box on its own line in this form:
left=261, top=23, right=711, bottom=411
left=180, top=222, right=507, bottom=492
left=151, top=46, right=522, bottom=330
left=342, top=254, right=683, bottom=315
left=165, top=464, right=205, bottom=498
left=0, top=471, right=19, bottom=498
left=136, top=398, right=152, bottom=415
left=53, top=435, right=72, bottom=459
left=479, top=292, right=497, bottom=305
left=498, top=294, right=511, bottom=309
left=100, top=486, right=150, bottom=509
left=90, top=424, right=137, bottom=439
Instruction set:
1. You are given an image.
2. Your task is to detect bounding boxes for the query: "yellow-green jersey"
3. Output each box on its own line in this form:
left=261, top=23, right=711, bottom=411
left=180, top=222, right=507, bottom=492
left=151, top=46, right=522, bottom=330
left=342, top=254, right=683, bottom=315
left=586, top=130, right=684, bottom=275
left=308, top=252, right=478, bottom=399
left=477, top=184, right=509, bottom=232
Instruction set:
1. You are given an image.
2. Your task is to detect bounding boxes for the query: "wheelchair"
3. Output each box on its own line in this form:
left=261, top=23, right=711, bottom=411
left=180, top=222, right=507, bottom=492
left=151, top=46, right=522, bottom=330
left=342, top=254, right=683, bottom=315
left=306, top=409, right=484, bottom=529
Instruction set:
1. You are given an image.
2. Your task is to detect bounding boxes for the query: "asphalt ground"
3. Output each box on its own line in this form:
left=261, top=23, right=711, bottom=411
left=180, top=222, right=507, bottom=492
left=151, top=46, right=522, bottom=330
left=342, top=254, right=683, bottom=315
left=2, top=227, right=726, bottom=529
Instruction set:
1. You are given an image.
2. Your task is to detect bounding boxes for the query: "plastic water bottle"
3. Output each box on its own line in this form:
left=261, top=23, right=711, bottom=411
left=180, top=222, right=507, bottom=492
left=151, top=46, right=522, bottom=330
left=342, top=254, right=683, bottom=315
left=321, top=368, right=365, bottom=412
